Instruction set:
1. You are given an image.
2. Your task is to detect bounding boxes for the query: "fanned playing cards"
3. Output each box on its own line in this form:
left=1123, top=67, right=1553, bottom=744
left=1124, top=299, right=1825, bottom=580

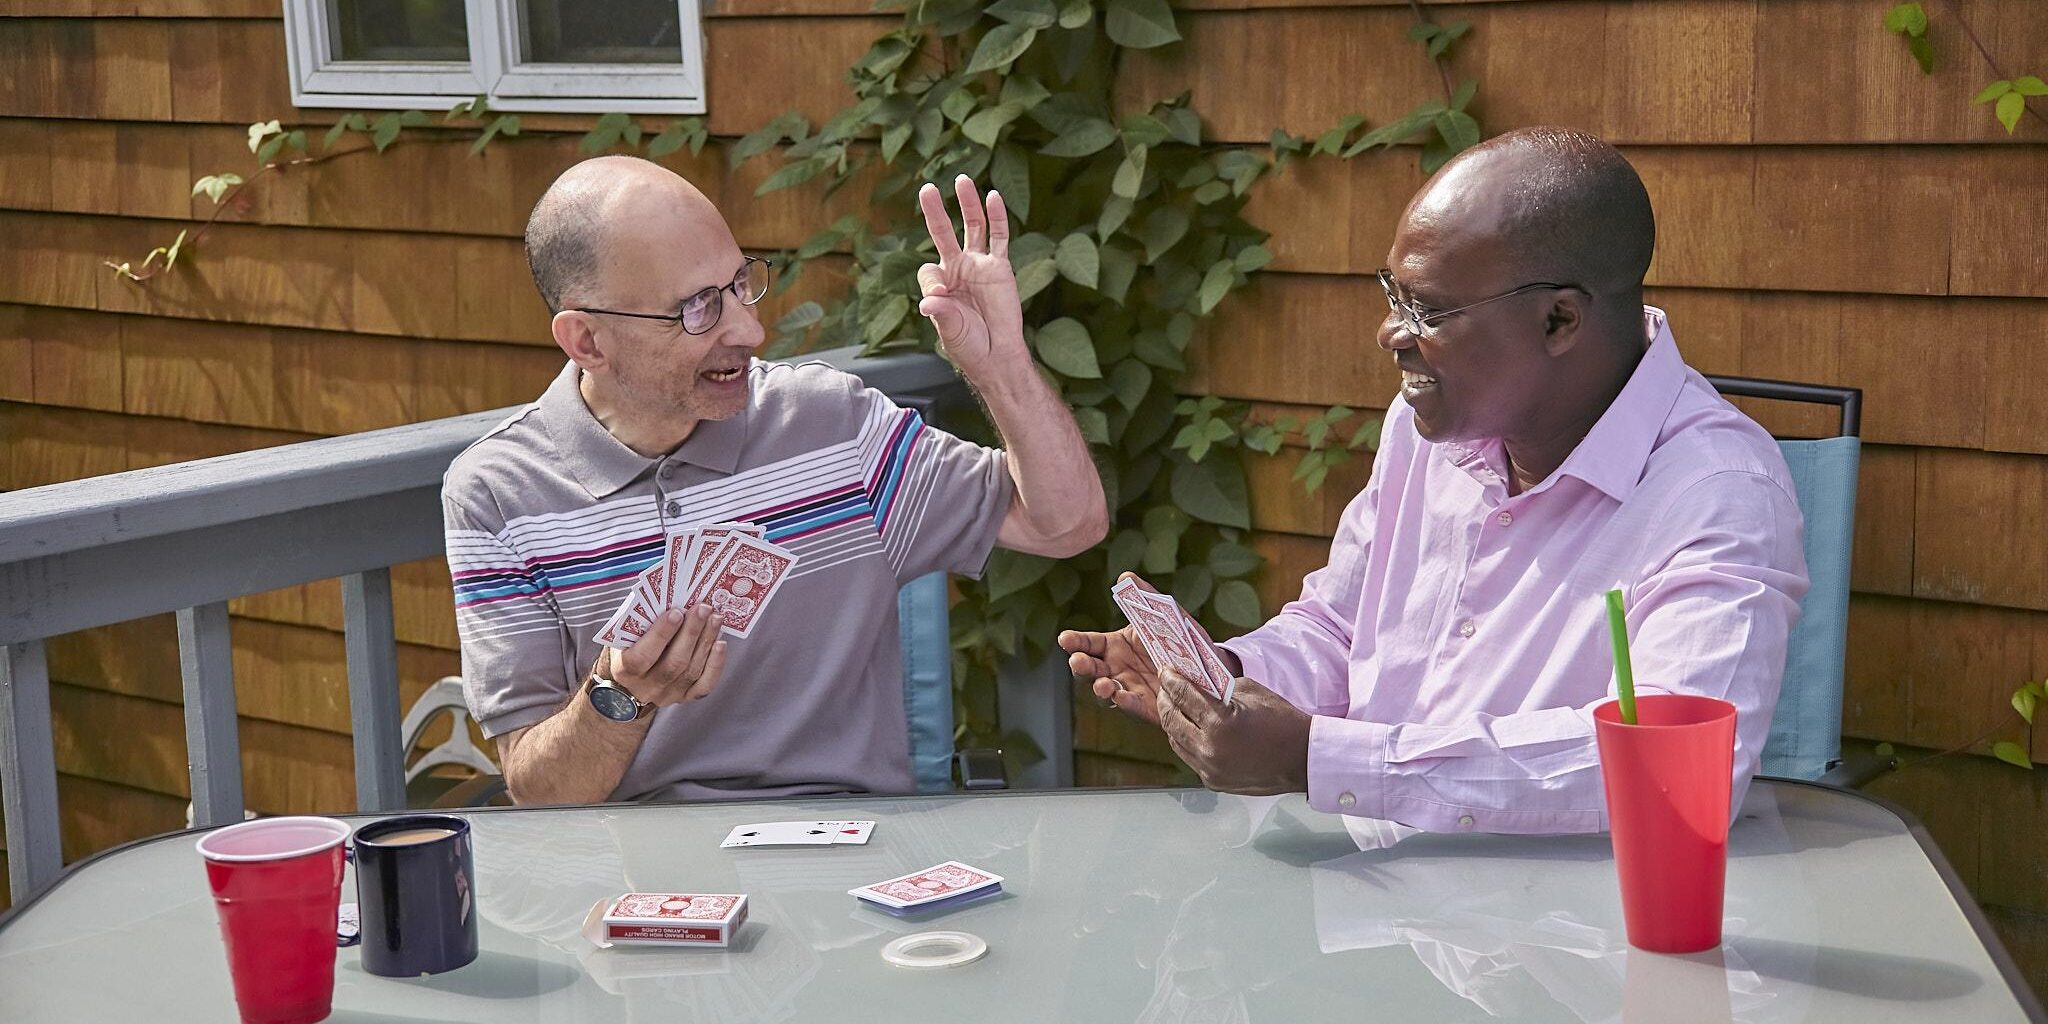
left=1111, top=577, right=1236, bottom=704
left=597, top=521, right=799, bottom=648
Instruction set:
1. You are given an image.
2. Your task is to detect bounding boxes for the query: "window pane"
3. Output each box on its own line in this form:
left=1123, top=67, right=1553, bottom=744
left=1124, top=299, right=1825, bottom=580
left=329, top=0, right=469, bottom=62
left=518, top=0, right=683, bottom=65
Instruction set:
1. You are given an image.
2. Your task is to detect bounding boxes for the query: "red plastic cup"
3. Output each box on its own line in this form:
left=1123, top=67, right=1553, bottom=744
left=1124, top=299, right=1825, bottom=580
left=196, top=816, right=351, bottom=1024
left=1593, top=694, right=1737, bottom=954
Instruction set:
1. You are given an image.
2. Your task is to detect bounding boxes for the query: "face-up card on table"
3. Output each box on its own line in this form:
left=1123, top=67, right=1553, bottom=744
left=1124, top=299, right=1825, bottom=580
left=688, top=534, right=799, bottom=639
left=819, top=820, right=875, bottom=845
left=720, top=821, right=839, bottom=848
left=849, top=861, right=1003, bottom=911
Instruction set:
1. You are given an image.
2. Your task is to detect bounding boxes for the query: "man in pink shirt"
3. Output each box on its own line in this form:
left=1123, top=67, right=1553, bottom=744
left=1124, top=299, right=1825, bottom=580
left=1060, top=127, right=1808, bottom=840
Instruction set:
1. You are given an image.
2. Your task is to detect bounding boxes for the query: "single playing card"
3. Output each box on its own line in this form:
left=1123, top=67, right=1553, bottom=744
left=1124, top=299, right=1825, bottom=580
left=688, top=534, right=799, bottom=639
left=596, top=596, right=656, bottom=649
left=1112, top=580, right=1215, bottom=697
left=680, top=522, right=765, bottom=597
left=819, top=821, right=875, bottom=845
left=720, top=821, right=838, bottom=848
left=1132, top=587, right=1236, bottom=703
left=658, top=529, right=698, bottom=608
left=848, top=861, right=1002, bottom=909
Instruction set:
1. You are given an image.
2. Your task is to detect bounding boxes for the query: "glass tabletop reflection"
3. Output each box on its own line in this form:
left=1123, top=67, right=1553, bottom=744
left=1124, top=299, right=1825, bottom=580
left=0, top=779, right=2036, bottom=1022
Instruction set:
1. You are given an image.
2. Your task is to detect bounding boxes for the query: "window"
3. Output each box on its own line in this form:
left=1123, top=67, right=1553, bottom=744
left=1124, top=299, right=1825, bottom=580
left=282, top=1, right=706, bottom=114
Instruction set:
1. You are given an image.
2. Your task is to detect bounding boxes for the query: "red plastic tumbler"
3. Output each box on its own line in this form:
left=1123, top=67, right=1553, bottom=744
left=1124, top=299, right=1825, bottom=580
left=1593, top=694, right=1737, bottom=954
left=195, top=816, right=351, bottom=1024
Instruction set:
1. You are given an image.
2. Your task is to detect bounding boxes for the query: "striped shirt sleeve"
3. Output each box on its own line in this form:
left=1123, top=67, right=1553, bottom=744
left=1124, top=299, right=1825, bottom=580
left=851, top=385, right=1013, bottom=584
left=443, top=493, right=580, bottom=737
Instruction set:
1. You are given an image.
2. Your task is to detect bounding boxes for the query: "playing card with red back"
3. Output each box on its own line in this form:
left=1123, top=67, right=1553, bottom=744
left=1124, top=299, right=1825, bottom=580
left=658, top=529, right=698, bottom=608
left=1131, top=586, right=1236, bottom=703
left=677, top=522, right=765, bottom=603
left=1112, top=579, right=1215, bottom=696
left=687, top=534, right=798, bottom=638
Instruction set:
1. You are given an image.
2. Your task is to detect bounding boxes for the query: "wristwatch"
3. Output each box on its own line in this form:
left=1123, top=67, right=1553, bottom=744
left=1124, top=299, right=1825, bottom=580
left=586, top=660, right=650, bottom=723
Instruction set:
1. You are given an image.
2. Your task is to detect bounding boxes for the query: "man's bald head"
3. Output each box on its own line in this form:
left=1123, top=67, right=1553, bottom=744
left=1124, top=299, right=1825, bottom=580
left=523, top=155, right=719, bottom=313
left=1410, top=126, right=1655, bottom=308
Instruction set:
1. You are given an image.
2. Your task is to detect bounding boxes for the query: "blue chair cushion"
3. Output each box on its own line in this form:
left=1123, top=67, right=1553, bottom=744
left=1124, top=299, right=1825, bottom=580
left=1762, top=436, right=1859, bottom=780
left=897, top=572, right=955, bottom=794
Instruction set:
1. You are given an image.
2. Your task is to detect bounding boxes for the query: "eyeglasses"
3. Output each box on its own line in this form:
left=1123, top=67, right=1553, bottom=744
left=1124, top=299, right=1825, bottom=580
left=572, top=256, right=773, bottom=336
left=1377, top=268, right=1582, bottom=339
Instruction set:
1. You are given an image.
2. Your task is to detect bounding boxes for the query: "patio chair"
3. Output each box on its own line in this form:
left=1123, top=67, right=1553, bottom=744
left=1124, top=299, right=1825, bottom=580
left=414, top=571, right=999, bottom=808
left=1703, top=375, right=1871, bottom=784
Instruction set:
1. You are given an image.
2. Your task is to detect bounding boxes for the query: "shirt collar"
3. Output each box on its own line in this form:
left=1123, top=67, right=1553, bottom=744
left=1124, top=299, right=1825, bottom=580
left=535, top=361, right=752, bottom=500
left=1546, top=305, right=1687, bottom=502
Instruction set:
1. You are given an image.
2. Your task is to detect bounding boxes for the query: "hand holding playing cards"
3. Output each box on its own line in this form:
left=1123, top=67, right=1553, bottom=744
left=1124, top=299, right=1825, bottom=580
left=1059, top=572, right=1192, bottom=724
left=917, top=176, right=1027, bottom=378
left=608, top=603, right=728, bottom=707
left=1157, top=670, right=1313, bottom=797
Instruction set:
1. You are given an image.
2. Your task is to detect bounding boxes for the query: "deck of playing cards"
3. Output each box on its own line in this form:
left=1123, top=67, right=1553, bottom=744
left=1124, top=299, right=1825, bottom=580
left=584, top=893, right=748, bottom=948
left=848, top=861, right=1003, bottom=917
left=1111, top=577, right=1236, bottom=704
left=720, top=820, right=875, bottom=848
left=597, top=522, right=800, bottom=648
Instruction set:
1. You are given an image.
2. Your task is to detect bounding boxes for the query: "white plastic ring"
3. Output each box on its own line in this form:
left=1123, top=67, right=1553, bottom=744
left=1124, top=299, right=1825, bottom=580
left=881, top=930, right=988, bottom=969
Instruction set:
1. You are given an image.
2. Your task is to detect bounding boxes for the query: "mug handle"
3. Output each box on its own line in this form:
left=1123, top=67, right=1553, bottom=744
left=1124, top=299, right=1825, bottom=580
left=337, top=846, right=360, bottom=948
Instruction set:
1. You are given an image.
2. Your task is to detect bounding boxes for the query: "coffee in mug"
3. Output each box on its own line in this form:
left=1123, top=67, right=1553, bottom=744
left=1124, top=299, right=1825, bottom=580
left=367, top=827, right=454, bottom=846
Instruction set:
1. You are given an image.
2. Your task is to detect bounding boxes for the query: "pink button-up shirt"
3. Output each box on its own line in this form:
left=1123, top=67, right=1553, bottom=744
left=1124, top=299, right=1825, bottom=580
left=1223, top=307, right=1808, bottom=839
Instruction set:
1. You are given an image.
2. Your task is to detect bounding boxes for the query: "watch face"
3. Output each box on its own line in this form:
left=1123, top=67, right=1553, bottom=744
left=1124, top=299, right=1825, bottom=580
left=589, top=683, right=639, bottom=722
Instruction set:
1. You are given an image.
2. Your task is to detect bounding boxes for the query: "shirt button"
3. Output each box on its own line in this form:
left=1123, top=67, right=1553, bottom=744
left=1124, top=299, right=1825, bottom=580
left=659, top=464, right=674, bottom=480
left=1337, top=792, right=1357, bottom=810
left=664, top=500, right=680, bottom=517
left=1458, top=619, right=1476, bottom=638
left=1458, top=814, right=1475, bottom=829
left=1496, top=511, right=1513, bottom=527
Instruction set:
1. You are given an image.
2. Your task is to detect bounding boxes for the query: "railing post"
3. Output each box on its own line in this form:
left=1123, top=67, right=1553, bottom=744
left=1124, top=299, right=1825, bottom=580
left=344, top=568, right=406, bottom=813
left=1, top=640, right=63, bottom=903
left=177, top=602, right=245, bottom=827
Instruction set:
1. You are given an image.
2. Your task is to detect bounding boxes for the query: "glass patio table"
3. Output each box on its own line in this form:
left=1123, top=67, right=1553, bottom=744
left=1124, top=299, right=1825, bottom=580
left=0, top=778, right=2039, bottom=1022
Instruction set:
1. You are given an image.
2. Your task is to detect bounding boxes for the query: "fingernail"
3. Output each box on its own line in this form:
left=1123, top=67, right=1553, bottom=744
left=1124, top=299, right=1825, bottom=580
left=664, top=609, right=684, bottom=623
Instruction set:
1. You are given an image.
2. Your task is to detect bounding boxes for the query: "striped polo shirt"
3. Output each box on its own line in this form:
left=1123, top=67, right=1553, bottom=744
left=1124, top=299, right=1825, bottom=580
left=441, top=358, right=1012, bottom=802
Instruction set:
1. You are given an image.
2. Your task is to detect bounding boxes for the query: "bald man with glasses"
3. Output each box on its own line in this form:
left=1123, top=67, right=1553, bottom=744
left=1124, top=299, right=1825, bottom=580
left=443, top=156, right=1104, bottom=805
left=1061, top=127, right=1809, bottom=846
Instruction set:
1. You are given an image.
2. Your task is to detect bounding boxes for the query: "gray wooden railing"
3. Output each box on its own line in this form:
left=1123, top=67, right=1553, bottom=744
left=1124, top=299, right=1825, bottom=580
left=0, top=347, right=1039, bottom=904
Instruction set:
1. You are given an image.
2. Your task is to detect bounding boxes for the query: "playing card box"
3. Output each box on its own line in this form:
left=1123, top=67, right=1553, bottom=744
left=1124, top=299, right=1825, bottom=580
left=848, top=861, right=1003, bottom=917
left=583, top=893, right=748, bottom=948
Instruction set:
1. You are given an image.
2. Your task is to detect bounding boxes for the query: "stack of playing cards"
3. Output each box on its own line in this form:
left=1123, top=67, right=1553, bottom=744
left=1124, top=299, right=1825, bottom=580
left=1111, top=577, right=1236, bottom=704
left=719, top=820, right=875, bottom=848
left=585, top=893, right=748, bottom=947
left=848, top=861, right=1004, bottom=917
left=597, top=522, right=800, bottom=648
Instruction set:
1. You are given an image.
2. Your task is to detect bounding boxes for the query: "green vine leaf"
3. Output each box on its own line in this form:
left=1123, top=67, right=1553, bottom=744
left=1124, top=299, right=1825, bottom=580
left=1171, top=457, right=1251, bottom=529
left=1040, top=117, right=1119, bottom=157
left=1992, top=740, right=2033, bottom=770
left=1112, top=144, right=1148, bottom=199
left=1995, top=91, right=2026, bottom=133
left=191, top=173, right=242, bottom=204
left=2014, top=686, right=2038, bottom=725
left=246, top=119, right=282, bottom=153
left=1104, top=0, right=1180, bottom=50
left=1056, top=232, right=1101, bottom=288
left=968, top=23, right=1039, bottom=74
left=2016, top=76, right=2048, bottom=97
left=986, top=0, right=1059, bottom=30
left=1974, top=80, right=2014, bottom=103
left=1213, top=579, right=1262, bottom=628
left=1883, top=2, right=1927, bottom=37
left=1135, top=205, right=1189, bottom=262
left=1034, top=317, right=1103, bottom=378
left=1908, top=35, right=1935, bottom=75
left=1207, top=540, right=1262, bottom=578
left=1057, top=0, right=1093, bottom=30
left=987, top=549, right=1057, bottom=600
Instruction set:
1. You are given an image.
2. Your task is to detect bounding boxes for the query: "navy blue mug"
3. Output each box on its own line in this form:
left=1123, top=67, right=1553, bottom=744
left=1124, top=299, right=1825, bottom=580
left=351, top=814, right=479, bottom=977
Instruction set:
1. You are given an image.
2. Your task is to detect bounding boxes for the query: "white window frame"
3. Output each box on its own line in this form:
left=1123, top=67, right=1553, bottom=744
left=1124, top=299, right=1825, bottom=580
left=282, top=0, right=707, bottom=115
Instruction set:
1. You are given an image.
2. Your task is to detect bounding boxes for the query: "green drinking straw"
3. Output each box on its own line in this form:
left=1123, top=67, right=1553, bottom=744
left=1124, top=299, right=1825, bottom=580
left=1605, top=588, right=1638, bottom=725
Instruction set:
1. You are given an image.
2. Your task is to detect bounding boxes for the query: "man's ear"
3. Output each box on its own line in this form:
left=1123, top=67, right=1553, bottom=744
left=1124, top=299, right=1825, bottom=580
left=1540, top=290, right=1585, bottom=357
left=552, top=310, right=606, bottom=371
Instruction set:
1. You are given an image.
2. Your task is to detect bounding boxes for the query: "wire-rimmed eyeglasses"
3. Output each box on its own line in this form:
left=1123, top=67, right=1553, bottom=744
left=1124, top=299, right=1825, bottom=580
left=572, top=256, right=773, bottom=336
left=1377, top=268, right=1582, bottom=339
